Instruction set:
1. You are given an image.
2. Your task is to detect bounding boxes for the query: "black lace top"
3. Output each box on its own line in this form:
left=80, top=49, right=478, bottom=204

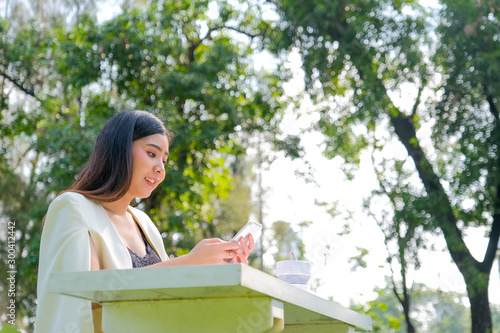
left=127, top=227, right=161, bottom=268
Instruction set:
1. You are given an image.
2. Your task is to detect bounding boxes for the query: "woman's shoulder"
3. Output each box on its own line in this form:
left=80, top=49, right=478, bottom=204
left=49, top=191, right=98, bottom=211
left=43, top=192, right=92, bottom=230
left=52, top=191, right=86, bottom=204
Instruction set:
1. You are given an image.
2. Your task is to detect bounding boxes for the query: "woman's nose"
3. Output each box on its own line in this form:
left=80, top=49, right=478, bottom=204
left=154, top=162, right=164, bottom=174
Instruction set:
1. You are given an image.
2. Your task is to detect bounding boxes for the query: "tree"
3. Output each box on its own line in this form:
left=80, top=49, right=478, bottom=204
left=363, top=151, right=436, bottom=333
left=358, top=284, right=500, bottom=332
left=267, top=0, right=500, bottom=332
left=0, top=0, right=292, bottom=330
left=353, top=284, right=475, bottom=332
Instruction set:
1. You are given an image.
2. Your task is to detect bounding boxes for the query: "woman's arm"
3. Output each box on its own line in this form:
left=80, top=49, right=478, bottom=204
left=149, top=235, right=255, bottom=268
left=89, top=233, right=102, bottom=311
left=148, top=238, right=241, bottom=267
left=89, top=232, right=101, bottom=271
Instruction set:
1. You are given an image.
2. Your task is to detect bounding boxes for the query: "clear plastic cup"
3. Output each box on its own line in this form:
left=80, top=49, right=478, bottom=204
left=276, top=260, right=311, bottom=290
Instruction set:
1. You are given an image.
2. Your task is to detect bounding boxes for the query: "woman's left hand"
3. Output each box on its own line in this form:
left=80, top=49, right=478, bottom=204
left=228, top=234, right=255, bottom=264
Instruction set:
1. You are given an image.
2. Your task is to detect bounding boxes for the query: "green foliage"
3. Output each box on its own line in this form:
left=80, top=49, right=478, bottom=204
left=0, top=324, right=22, bottom=333
left=431, top=0, right=500, bottom=230
left=353, top=285, right=474, bottom=332
left=0, top=0, right=289, bottom=330
left=268, top=0, right=499, bottom=331
left=348, top=246, right=369, bottom=270
left=351, top=288, right=405, bottom=332
left=167, top=155, right=256, bottom=259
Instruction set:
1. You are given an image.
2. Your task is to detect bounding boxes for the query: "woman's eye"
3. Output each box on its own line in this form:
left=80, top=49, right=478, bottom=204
left=148, top=152, right=156, bottom=158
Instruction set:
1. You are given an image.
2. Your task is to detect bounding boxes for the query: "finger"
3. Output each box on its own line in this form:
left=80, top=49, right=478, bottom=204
left=203, top=238, right=224, bottom=244
left=235, top=253, right=248, bottom=265
left=228, top=256, right=239, bottom=264
left=247, top=234, right=255, bottom=251
left=239, top=237, right=250, bottom=257
left=221, top=241, right=240, bottom=251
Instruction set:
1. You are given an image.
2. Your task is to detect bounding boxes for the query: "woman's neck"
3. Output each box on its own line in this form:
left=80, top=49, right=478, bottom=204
left=100, top=196, right=132, bottom=216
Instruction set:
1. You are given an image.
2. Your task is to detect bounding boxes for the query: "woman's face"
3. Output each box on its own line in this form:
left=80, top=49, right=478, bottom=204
left=128, top=133, right=170, bottom=199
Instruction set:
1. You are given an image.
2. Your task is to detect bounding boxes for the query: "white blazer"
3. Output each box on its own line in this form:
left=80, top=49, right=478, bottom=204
left=34, top=192, right=169, bottom=333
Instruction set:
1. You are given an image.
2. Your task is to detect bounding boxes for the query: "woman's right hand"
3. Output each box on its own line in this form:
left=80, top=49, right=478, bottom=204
left=186, top=238, right=240, bottom=265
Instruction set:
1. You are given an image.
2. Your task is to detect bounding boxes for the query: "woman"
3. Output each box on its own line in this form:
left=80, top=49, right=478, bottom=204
left=34, top=110, right=254, bottom=332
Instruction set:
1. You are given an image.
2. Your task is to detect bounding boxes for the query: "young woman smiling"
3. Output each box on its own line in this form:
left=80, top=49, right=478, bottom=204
left=34, top=110, right=254, bottom=333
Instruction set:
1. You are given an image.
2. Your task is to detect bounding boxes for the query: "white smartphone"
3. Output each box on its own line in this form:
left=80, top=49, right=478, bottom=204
left=231, top=221, right=262, bottom=243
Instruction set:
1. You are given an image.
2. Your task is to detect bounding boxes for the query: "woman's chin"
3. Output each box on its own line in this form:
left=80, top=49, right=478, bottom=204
left=129, top=189, right=153, bottom=200
left=137, top=192, right=152, bottom=199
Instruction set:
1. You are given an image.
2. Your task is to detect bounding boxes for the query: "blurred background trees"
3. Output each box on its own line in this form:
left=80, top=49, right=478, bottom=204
left=266, top=0, right=499, bottom=332
left=0, top=0, right=299, bottom=330
left=1, top=0, right=499, bottom=332
left=353, top=283, right=500, bottom=332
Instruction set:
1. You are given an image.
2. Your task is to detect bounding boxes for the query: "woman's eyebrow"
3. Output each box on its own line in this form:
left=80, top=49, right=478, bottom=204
left=146, top=143, right=169, bottom=156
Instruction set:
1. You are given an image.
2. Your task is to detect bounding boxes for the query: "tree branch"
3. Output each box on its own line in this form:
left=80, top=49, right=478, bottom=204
left=350, top=43, right=477, bottom=274
left=486, top=94, right=499, bottom=123
left=0, top=70, right=36, bottom=97
left=187, top=23, right=268, bottom=64
left=483, top=83, right=499, bottom=123
left=392, top=284, right=404, bottom=307
left=479, top=85, right=500, bottom=272
left=222, top=25, right=269, bottom=39
left=389, top=111, right=477, bottom=271
left=411, top=86, right=422, bottom=119
left=480, top=210, right=500, bottom=272
left=187, top=26, right=218, bottom=63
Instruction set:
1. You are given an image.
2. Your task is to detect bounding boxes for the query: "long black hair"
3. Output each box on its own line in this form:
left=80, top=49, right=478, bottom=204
left=68, top=110, right=173, bottom=202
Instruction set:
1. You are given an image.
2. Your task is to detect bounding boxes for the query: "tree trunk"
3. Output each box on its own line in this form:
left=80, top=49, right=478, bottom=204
left=466, top=275, right=492, bottom=333
left=392, top=284, right=416, bottom=333
left=400, top=294, right=416, bottom=333
left=351, top=48, right=497, bottom=332
left=323, top=15, right=500, bottom=332
left=389, top=111, right=499, bottom=333
left=406, top=317, right=416, bottom=333
left=396, top=254, right=417, bottom=333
